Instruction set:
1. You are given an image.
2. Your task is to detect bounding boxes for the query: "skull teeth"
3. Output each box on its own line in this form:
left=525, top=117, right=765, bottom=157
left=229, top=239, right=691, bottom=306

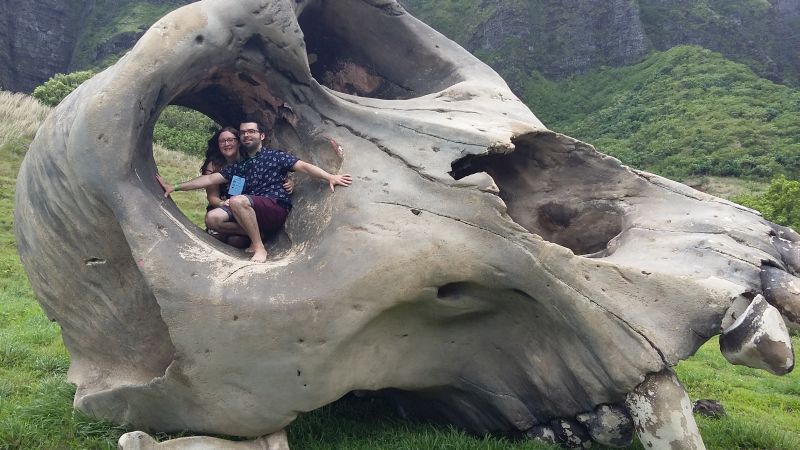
left=523, top=403, right=634, bottom=448
left=770, top=223, right=800, bottom=242
left=550, top=419, right=592, bottom=449
left=524, top=424, right=558, bottom=445
left=625, top=369, right=706, bottom=450
left=524, top=420, right=592, bottom=449
left=770, top=224, right=800, bottom=276
left=761, top=265, right=800, bottom=327
left=575, top=404, right=634, bottom=448
left=720, top=294, right=795, bottom=375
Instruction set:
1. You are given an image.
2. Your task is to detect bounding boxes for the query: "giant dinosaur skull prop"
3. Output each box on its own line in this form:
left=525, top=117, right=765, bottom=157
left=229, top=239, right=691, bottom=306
left=14, top=0, right=798, bottom=448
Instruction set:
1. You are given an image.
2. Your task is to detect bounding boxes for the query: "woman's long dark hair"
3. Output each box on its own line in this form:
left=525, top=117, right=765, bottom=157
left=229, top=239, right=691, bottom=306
left=200, top=126, right=240, bottom=174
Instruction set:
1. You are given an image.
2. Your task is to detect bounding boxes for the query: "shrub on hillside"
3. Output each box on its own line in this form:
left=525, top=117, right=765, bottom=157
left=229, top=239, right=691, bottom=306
left=524, top=46, right=800, bottom=181
left=32, top=71, right=95, bottom=106
left=736, top=176, right=800, bottom=231
left=153, top=106, right=218, bottom=157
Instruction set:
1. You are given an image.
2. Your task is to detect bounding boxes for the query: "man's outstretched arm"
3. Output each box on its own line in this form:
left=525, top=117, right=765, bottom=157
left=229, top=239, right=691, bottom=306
left=292, top=160, right=352, bottom=192
left=156, top=173, right=227, bottom=197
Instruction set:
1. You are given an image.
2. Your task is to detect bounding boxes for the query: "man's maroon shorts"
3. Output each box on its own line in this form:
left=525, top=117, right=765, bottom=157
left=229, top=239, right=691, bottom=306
left=221, top=196, right=288, bottom=235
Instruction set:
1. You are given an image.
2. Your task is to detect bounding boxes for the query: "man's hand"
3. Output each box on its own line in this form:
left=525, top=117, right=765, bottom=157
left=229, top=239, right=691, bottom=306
left=328, top=174, right=353, bottom=192
left=283, top=177, right=295, bottom=194
left=292, top=160, right=353, bottom=192
left=156, top=174, right=175, bottom=197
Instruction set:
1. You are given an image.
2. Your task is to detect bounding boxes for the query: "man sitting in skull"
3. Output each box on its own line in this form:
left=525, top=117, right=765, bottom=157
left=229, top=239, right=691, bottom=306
left=158, top=119, right=353, bottom=262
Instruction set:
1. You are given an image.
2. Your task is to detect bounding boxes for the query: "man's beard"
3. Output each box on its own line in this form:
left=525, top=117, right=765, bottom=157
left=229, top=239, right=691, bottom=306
left=242, top=140, right=261, bottom=153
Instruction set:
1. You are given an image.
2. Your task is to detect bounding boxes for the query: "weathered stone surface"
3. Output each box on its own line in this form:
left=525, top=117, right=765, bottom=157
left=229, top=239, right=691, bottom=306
left=13, top=0, right=798, bottom=447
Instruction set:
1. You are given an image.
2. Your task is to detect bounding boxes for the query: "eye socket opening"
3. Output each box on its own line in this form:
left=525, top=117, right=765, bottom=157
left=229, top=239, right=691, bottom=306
left=297, top=1, right=465, bottom=99
left=150, top=69, right=342, bottom=258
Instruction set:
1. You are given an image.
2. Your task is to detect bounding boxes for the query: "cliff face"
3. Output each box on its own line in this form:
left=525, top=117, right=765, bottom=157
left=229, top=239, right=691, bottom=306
left=0, top=0, right=91, bottom=93
left=401, top=0, right=800, bottom=90
left=0, top=0, right=194, bottom=93
left=638, top=0, right=800, bottom=85
left=463, top=0, right=649, bottom=90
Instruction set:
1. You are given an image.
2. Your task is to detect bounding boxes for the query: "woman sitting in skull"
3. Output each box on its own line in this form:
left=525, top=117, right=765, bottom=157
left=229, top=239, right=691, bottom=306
left=199, top=126, right=293, bottom=248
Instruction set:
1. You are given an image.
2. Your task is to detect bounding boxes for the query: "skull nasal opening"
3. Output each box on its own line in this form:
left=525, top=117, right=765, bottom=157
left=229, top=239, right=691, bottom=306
left=298, top=1, right=464, bottom=99
left=449, top=133, right=625, bottom=256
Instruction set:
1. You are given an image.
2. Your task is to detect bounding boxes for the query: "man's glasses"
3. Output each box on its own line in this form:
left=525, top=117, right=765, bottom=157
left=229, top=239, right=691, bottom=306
left=240, top=129, right=261, bottom=136
left=218, top=138, right=238, bottom=145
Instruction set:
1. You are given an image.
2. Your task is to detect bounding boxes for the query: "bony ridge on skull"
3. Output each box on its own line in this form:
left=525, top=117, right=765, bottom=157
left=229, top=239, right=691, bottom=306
left=13, top=0, right=798, bottom=449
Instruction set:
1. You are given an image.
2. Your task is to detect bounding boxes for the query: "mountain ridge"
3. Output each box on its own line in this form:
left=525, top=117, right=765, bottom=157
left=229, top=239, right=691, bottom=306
left=2, top=1, right=798, bottom=93
left=400, top=0, right=800, bottom=92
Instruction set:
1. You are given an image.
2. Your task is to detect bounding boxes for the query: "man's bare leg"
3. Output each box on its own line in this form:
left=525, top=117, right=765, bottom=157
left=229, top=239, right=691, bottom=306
left=228, top=195, right=267, bottom=262
left=206, top=208, right=250, bottom=248
left=206, top=208, right=247, bottom=234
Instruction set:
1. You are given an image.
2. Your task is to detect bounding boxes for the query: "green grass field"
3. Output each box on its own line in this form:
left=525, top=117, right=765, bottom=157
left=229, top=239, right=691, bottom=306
left=1, top=91, right=799, bottom=449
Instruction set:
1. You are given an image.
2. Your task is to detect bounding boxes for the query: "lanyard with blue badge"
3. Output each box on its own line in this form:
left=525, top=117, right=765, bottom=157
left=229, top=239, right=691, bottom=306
left=228, top=176, right=245, bottom=195
left=228, top=155, right=254, bottom=196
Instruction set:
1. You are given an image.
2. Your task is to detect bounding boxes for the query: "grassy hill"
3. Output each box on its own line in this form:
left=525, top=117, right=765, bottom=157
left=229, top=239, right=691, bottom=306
left=1, top=91, right=800, bottom=448
left=524, top=45, right=800, bottom=181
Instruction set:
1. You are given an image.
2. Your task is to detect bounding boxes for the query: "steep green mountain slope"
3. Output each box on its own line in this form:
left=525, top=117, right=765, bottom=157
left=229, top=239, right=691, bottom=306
left=524, top=45, right=800, bottom=180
